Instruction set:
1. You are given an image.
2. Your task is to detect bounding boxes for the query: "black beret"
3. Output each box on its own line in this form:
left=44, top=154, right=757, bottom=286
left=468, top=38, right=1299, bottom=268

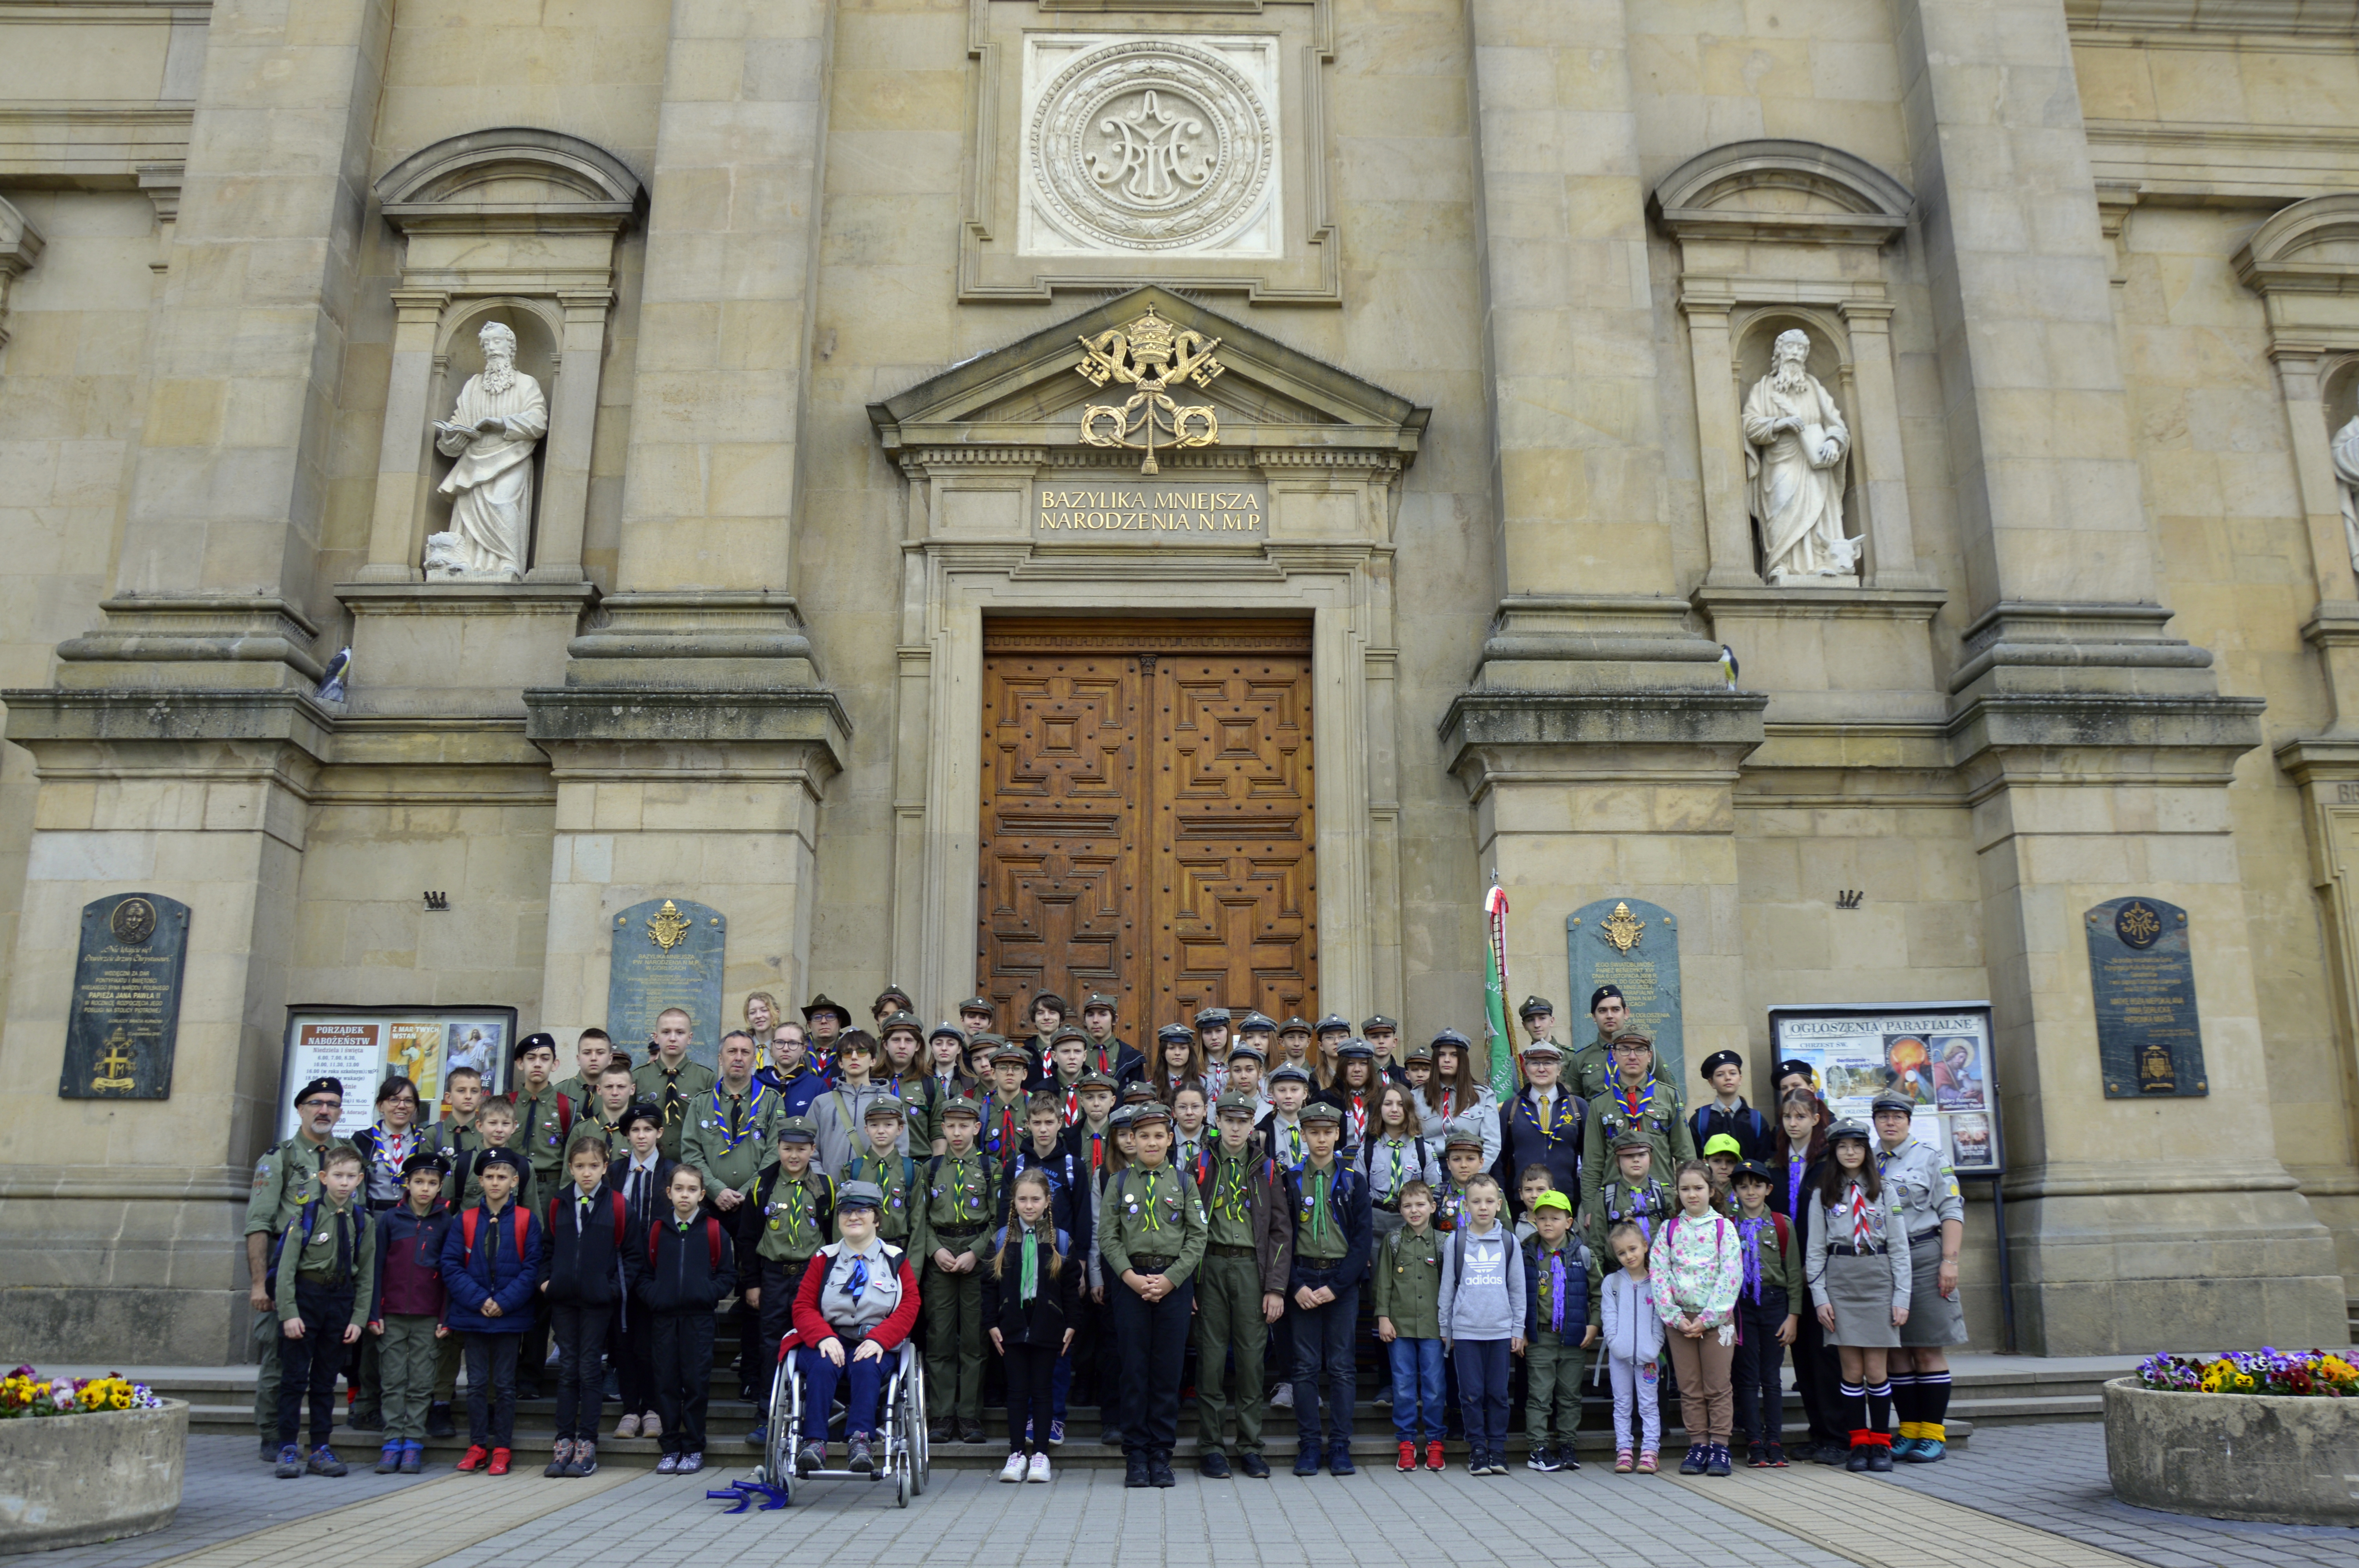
left=293, top=1077, right=344, bottom=1106
left=513, top=1031, right=558, bottom=1062
left=401, top=1151, right=451, bottom=1179
left=1588, top=985, right=1625, bottom=1012
left=478, top=1147, right=527, bottom=1175
left=1699, top=1049, right=1743, bottom=1081
left=619, top=1102, right=664, bottom=1134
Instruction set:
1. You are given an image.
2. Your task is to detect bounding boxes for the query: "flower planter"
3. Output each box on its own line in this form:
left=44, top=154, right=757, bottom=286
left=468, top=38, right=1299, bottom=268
left=2105, top=1377, right=2359, bottom=1526
left=0, top=1399, right=187, bottom=1554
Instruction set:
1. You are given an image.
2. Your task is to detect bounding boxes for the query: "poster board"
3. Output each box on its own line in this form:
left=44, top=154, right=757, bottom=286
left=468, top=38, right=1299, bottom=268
left=277, top=1005, right=518, bottom=1141
left=1765, top=1001, right=2001, bottom=1175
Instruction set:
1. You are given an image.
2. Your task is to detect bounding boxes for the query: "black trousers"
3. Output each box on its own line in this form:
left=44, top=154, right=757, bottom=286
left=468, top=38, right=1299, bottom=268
left=612, top=1304, right=654, bottom=1418
left=276, top=1282, right=355, bottom=1447
left=651, top=1311, right=716, bottom=1455
left=755, top=1256, right=814, bottom=1393
left=1110, top=1276, right=1195, bottom=1459
left=464, top=1332, right=522, bottom=1447
left=520, top=1298, right=551, bottom=1393
left=1733, top=1288, right=1790, bottom=1445
left=1792, top=1302, right=1842, bottom=1446
left=1004, top=1341, right=1057, bottom=1455
left=550, top=1301, right=611, bottom=1440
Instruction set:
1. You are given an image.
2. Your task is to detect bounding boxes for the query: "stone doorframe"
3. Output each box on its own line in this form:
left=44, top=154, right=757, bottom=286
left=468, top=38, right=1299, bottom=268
left=866, top=286, right=1429, bottom=1026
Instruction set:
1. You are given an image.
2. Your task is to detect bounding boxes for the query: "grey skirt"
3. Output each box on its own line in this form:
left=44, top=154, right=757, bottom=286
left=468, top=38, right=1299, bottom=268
left=1899, top=1233, right=1967, bottom=1348
left=1821, top=1249, right=1903, bottom=1347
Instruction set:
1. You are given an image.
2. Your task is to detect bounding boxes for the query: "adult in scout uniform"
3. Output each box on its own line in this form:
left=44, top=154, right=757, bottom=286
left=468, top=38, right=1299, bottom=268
left=682, top=1030, right=785, bottom=1400
left=244, top=1076, right=344, bottom=1459
left=1190, top=1090, right=1293, bottom=1478
left=800, top=993, right=854, bottom=1076
left=1498, top=1039, right=1584, bottom=1208
left=741, top=1114, right=834, bottom=1435
left=874, top=1010, right=938, bottom=1151
left=633, top=1010, right=718, bottom=1161
left=1871, top=1091, right=1967, bottom=1461
left=1690, top=1049, right=1773, bottom=1163
left=1097, top=1100, right=1208, bottom=1489
left=913, top=1096, right=999, bottom=1443
left=1567, top=985, right=1631, bottom=1102
left=1587, top=1128, right=1677, bottom=1256
left=1078, top=992, right=1145, bottom=1081
left=1283, top=1100, right=1372, bottom=1476
left=1579, top=1031, right=1694, bottom=1220
left=840, top=1098, right=918, bottom=1243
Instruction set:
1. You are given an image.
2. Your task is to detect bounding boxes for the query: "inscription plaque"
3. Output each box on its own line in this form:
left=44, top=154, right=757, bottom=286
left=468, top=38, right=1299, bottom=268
left=2085, top=896, right=2208, bottom=1098
left=1568, top=897, right=1685, bottom=1083
left=60, top=892, right=191, bottom=1100
left=607, top=897, right=727, bottom=1072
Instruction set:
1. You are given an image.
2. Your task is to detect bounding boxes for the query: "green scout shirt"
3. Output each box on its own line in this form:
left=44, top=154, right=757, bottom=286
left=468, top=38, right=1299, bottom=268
left=1568, top=1034, right=1618, bottom=1103
left=974, top=1091, right=1032, bottom=1164
left=633, top=1056, right=720, bottom=1161
left=880, top=1076, right=938, bottom=1151
left=427, top=1117, right=485, bottom=1162
left=1203, top=1146, right=1264, bottom=1250
left=912, top=1150, right=999, bottom=1261
left=509, top=1082, right=573, bottom=1182
left=1584, top=1175, right=1675, bottom=1258
left=578, top=1107, right=632, bottom=1158
left=838, top=1150, right=917, bottom=1243
left=1370, top=1223, right=1442, bottom=1339
left=1097, top=1163, right=1207, bottom=1287
left=756, top=1167, right=834, bottom=1263
left=245, top=1132, right=336, bottom=1238
left=272, top=1196, right=376, bottom=1330
left=681, top=1079, right=785, bottom=1198
left=1735, top=1209, right=1801, bottom=1297
left=1528, top=1235, right=1602, bottom=1340
left=1579, top=1081, right=1694, bottom=1219
left=553, top=1073, right=598, bottom=1116
left=1291, top=1158, right=1350, bottom=1263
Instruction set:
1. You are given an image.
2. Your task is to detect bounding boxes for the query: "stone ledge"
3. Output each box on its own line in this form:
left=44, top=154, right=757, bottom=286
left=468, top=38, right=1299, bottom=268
left=1949, top=691, right=2266, bottom=782
left=0, top=1401, right=185, bottom=1554
left=0, top=687, right=337, bottom=753
left=1692, top=583, right=1948, bottom=622
left=523, top=686, right=852, bottom=765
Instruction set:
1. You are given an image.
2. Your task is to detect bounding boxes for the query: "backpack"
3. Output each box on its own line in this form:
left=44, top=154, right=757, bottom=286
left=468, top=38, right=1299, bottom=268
left=264, top=1198, right=346, bottom=1289
left=546, top=1188, right=627, bottom=1253
left=460, top=1203, right=532, bottom=1268
left=646, top=1214, right=726, bottom=1271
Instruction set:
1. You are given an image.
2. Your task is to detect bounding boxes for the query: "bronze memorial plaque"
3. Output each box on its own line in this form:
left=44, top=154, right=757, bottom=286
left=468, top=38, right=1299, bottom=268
left=60, top=891, right=191, bottom=1100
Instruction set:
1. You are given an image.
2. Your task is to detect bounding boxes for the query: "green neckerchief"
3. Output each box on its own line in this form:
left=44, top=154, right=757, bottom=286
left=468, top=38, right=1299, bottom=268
left=1213, top=1147, right=1254, bottom=1225
left=1019, top=1222, right=1040, bottom=1305
left=1305, top=1161, right=1332, bottom=1242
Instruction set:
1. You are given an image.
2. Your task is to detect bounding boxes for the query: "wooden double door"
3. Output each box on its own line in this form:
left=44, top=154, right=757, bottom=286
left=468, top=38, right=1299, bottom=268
left=976, top=619, right=1317, bottom=1033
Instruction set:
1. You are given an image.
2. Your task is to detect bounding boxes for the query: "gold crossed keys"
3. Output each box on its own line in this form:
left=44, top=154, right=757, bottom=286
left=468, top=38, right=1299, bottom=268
left=647, top=900, right=692, bottom=953
left=1075, top=309, right=1223, bottom=475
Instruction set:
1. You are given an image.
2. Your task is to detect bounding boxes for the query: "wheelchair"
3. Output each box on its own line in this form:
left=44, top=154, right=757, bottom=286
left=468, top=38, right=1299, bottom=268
left=747, top=1328, right=931, bottom=1507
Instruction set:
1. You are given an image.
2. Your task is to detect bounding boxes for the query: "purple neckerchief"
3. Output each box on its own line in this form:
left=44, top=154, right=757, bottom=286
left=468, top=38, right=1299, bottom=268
left=1786, top=1161, right=1804, bottom=1220
left=1736, top=1214, right=1770, bottom=1301
left=1549, top=1251, right=1568, bottom=1331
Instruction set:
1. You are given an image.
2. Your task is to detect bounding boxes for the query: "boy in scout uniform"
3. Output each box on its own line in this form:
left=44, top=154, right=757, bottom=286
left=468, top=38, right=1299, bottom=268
left=682, top=1029, right=783, bottom=1401
left=913, top=1096, right=999, bottom=1443
left=272, top=1142, right=376, bottom=1477
left=1190, top=1090, right=1292, bottom=1478
left=509, top=1031, right=573, bottom=1192
left=1567, top=985, right=1630, bottom=1102
left=1730, top=1160, right=1801, bottom=1467
left=1872, top=1091, right=1967, bottom=1461
left=633, top=1008, right=718, bottom=1161
left=1519, top=1189, right=1598, bottom=1473
left=840, top=1098, right=918, bottom=1243
left=552, top=1027, right=615, bottom=1116
left=978, top=1041, right=1037, bottom=1161
left=1069, top=1070, right=1120, bottom=1176
left=580, top=1064, right=639, bottom=1155
left=739, top=1115, right=833, bottom=1445
left=245, top=1076, right=346, bottom=1459
left=428, top=1065, right=488, bottom=1160
left=801, top=993, right=853, bottom=1076
left=1098, top=1100, right=1207, bottom=1489
left=1078, top=992, right=1143, bottom=1080
left=1579, top=1032, right=1694, bottom=1220
left=1587, top=1128, right=1677, bottom=1255
left=1283, top=1100, right=1371, bottom=1476
left=1361, top=1014, right=1404, bottom=1080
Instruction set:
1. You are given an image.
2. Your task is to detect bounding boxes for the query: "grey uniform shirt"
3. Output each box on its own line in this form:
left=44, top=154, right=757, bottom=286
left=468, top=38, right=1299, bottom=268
left=1874, top=1136, right=1964, bottom=1240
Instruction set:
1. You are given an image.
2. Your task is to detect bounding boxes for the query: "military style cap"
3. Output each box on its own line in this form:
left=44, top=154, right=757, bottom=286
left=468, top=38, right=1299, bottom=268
left=863, top=1097, right=907, bottom=1123
left=1314, top=1013, right=1351, bottom=1035
left=1734, top=1160, right=1776, bottom=1185
left=878, top=1010, right=925, bottom=1038
left=401, top=1151, right=452, bottom=1178
left=1107, top=1104, right=1141, bottom=1130
left=990, top=1042, right=1033, bottom=1067
left=1699, top=1049, right=1743, bottom=1080
left=1611, top=1128, right=1654, bottom=1153
left=1775, top=1058, right=1818, bottom=1085
left=1334, top=1038, right=1375, bottom=1060
left=1702, top=1133, right=1743, bottom=1159
left=1156, top=1022, right=1193, bottom=1045
left=1403, top=1042, right=1435, bottom=1065
left=929, top=1020, right=968, bottom=1043
left=1531, top=1189, right=1573, bottom=1215
left=1298, top=1101, right=1343, bottom=1127
left=1077, top=1070, right=1120, bottom=1093
left=1610, top=1031, right=1654, bottom=1051
left=776, top=1115, right=818, bottom=1144
left=802, top=994, right=853, bottom=1027
left=514, top=1031, right=558, bottom=1062
left=958, top=996, right=994, bottom=1016
left=620, top=1102, right=664, bottom=1134
left=1028, top=992, right=1071, bottom=1017
left=1588, top=984, right=1625, bottom=1012
left=872, top=985, right=914, bottom=1015
left=1226, top=1042, right=1266, bottom=1065
left=1119, top=1082, right=1159, bottom=1104
left=1050, top=1025, right=1090, bottom=1047
left=837, top=1180, right=885, bottom=1212
left=478, top=1147, right=527, bottom=1175
left=1084, top=993, right=1120, bottom=1013
left=1430, top=1027, right=1471, bottom=1051
left=1870, top=1091, right=1917, bottom=1118
left=1279, top=1016, right=1314, bottom=1036
left=1361, top=1014, right=1399, bottom=1034
left=293, top=1076, right=345, bottom=1106
left=938, top=1096, right=982, bottom=1122
left=1521, top=1040, right=1564, bottom=1061
left=1193, top=1005, right=1231, bottom=1029
left=1443, top=1124, right=1487, bottom=1152
left=1127, top=1101, right=1173, bottom=1128
left=1828, top=1118, right=1872, bottom=1143
left=1238, top=1011, right=1277, bottom=1033
left=1214, top=1092, right=1260, bottom=1118
left=1267, top=1063, right=1312, bottom=1086
left=1518, top=996, right=1556, bottom=1020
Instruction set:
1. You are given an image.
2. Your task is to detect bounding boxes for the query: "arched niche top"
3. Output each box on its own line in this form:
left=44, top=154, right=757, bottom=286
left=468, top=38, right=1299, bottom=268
left=1652, top=139, right=1914, bottom=247
left=375, top=127, right=644, bottom=229
left=2234, top=193, right=2359, bottom=295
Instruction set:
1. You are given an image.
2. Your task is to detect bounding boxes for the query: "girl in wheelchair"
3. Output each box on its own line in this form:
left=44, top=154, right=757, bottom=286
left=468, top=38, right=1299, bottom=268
left=790, top=1179, right=922, bottom=1475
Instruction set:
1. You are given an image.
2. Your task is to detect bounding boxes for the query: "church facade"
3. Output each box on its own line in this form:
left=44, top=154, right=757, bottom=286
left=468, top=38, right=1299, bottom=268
left=3, top=0, right=2359, bottom=1363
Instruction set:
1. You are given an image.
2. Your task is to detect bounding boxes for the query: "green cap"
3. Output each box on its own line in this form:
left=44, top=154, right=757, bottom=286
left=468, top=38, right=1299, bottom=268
left=1703, top=1132, right=1743, bottom=1158
left=1532, top=1189, right=1573, bottom=1215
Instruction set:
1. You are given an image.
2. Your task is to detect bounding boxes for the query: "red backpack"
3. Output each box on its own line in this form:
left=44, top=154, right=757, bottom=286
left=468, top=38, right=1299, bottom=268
left=647, top=1214, right=725, bottom=1271
left=547, top=1189, right=627, bottom=1250
left=460, top=1204, right=532, bottom=1266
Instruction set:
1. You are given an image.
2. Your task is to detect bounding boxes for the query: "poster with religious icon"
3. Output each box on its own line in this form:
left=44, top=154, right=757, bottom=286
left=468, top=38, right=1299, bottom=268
left=1767, top=1002, right=2001, bottom=1174
left=276, top=1006, right=517, bottom=1140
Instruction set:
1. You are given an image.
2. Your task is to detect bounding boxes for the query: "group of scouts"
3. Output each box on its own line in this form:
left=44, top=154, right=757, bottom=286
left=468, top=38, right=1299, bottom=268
left=240, top=981, right=1968, bottom=1489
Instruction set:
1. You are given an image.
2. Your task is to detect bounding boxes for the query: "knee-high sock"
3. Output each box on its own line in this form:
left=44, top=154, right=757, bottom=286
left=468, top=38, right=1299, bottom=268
left=1839, top=1381, right=1867, bottom=1445
left=1920, top=1370, right=1952, bottom=1440
left=1888, top=1370, right=1919, bottom=1437
left=1865, top=1380, right=1893, bottom=1443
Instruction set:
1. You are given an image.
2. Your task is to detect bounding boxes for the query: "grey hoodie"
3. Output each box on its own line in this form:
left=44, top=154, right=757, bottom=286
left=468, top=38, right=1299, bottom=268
left=1437, top=1221, right=1526, bottom=1341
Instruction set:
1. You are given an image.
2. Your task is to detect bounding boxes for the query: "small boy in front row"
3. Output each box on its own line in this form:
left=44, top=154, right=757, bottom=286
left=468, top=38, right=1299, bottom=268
left=1520, top=1189, right=1597, bottom=1472
left=440, top=1146, right=541, bottom=1475
left=1730, top=1160, right=1801, bottom=1468
left=1372, top=1179, right=1446, bottom=1473
left=367, top=1151, right=453, bottom=1474
left=274, top=1143, right=374, bottom=1479
left=638, top=1164, right=736, bottom=1475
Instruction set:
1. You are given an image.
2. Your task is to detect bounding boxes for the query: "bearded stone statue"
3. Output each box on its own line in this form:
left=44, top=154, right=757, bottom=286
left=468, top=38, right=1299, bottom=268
left=424, top=319, right=547, bottom=581
left=1743, top=327, right=1858, bottom=583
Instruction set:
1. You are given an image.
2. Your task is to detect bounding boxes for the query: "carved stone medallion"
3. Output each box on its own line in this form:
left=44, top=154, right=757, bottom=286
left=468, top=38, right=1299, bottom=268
left=1023, top=36, right=1280, bottom=259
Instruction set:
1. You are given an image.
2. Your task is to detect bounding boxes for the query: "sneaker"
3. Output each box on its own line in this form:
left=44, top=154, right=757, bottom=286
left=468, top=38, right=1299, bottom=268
left=426, top=1403, right=456, bottom=1439
left=455, top=1445, right=488, bottom=1472
left=375, top=1442, right=403, bottom=1474
left=614, top=1412, right=640, bottom=1439
left=1526, top=1446, right=1560, bottom=1473
left=746, top=1423, right=766, bottom=1448
left=797, top=1441, right=825, bottom=1476
left=1149, top=1452, right=1177, bottom=1488
left=678, top=1452, right=705, bottom=1475
left=1747, top=1441, right=1769, bottom=1469
left=1424, top=1440, right=1446, bottom=1472
left=569, top=1440, right=598, bottom=1477
left=1817, top=1441, right=1849, bottom=1466
left=274, top=1443, right=304, bottom=1479
left=545, top=1438, right=574, bottom=1478
left=1678, top=1444, right=1707, bottom=1475
left=1636, top=1450, right=1659, bottom=1474
left=847, top=1434, right=874, bottom=1473
left=1000, top=1452, right=1029, bottom=1483
left=1125, top=1455, right=1150, bottom=1488
left=1890, top=1435, right=1921, bottom=1461
left=1327, top=1441, right=1354, bottom=1477
left=1706, top=1443, right=1732, bottom=1477
left=655, top=1453, right=679, bottom=1475
left=929, top=1417, right=951, bottom=1443
left=260, top=1436, right=278, bottom=1463
left=1027, top=1452, right=1051, bottom=1483
left=487, top=1448, right=511, bottom=1477
left=1906, top=1438, right=1946, bottom=1463
left=1614, top=1449, right=1634, bottom=1474
left=1199, top=1450, right=1231, bottom=1478
left=1239, top=1452, right=1271, bottom=1478
left=642, top=1414, right=663, bottom=1440
left=1865, top=1444, right=1892, bottom=1473
left=1767, top=1441, right=1788, bottom=1468
left=1562, top=1448, right=1581, bottom=1472
left=1100, top=1425, right=1125, bottom=1448
left=1293, top=1446, right=1321, bottom=1477
left=1270, top=1384, right=1294, bottom=1409
left=1846, top=1443, right=1870, bottom=1472
left=1047, top=1420, right=1065, bottom=1446
left=398, top=1442, right=423, bottom=1475
left=1397, top=1441, right=1417, bottom=1472
left=961, top=1420, right=988, bottom=1444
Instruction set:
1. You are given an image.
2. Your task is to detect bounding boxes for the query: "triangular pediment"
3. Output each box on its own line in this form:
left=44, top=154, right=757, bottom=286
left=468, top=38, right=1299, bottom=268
left=867, top=287, right=1427, bottom=460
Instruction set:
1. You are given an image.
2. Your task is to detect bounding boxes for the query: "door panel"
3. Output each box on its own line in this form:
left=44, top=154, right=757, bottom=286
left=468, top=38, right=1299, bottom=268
left=977, top=621, right=1315, bottom=1029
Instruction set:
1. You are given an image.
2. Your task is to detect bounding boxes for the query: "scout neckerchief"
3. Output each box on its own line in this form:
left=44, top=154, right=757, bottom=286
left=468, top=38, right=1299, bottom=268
left=939, top=1151, right=986, bottom=1220
left=1845, top=1180, right=1874, bottom=1247
left=1018, top=1221, right=1042, bottom=1305
left=1175, top=1132, right=1202, bottom=1171
left=1299, top=1160, right=1333, bottom=1243
left=1617, top=1180, right=1663, bottom=1241
left=1281, top=1118, right=1304, bottom=1168
left=990, top=1097, right=1019, bottom=1159
left=1785, top=1158, right=1807, bottom=1220
left=714, top=1080, right=765, bottom=1155
left=1736, top=1213, right=1770, bottom=1300
left=1345, top=1091, right=1369, bottom=1145
left=845, top=1252, right=870, bottom=1304
left=1057, top=1076, right=1083, bottom=1128
left=1087, top=1124, right=1107, bottom=1172
left=371, top=1121, right=418, bottom=1187
left=1382, top=1134, right=1407, bottom=1196
left=654, top=1056, right=694, bottom=1136
left=1541, top=1242, right=1569, bottom=1331
left=771, top=1171, right=816, bottom=1249
left=1212, top=1149, right=1255, bottom=1227
left=1086, top=1036, right=1114, bottom=1076
left=327, top=1200, right=354, bottom=1283
left=1616, top=1079, right=1656, bottom=1125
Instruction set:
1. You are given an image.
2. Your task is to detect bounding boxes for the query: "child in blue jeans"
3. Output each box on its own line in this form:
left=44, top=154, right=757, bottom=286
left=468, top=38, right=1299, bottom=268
left=1437, top=1174, right=1526, bottom=1476
left=1372, top=1181, right=1448, bottom=1471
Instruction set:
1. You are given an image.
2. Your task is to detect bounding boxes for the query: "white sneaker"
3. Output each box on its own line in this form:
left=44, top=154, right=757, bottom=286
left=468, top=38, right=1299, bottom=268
left=1027, top=1452, right=1052, bottom=1483
left=1270, top=1385, right=1294, bottom=1409
left=999, top=1452, right=1028, bottom=1483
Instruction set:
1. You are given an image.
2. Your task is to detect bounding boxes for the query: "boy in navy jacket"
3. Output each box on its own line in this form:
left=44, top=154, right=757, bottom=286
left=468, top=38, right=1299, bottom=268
left=636, top=1164, right=737, bottom=1474
left=439, top=1147, right=542, bottom=1475
left=538, top=1132, right=643, bottom=1476
left=606, top=1106, right=676, bottom=1439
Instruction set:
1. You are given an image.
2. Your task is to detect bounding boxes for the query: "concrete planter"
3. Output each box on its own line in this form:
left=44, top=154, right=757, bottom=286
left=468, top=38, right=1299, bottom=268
left=0, top=1399, right=186, bottom=1554
left=2105, top=1376, right=2359, bottom=1525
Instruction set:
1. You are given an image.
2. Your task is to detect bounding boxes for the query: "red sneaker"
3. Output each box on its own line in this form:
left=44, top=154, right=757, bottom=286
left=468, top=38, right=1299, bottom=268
left=487, top=1448, right=512, bottom=1476
left=456, top=1445, right=488, bottom=1472
left=1396, top=1441, right=1416, bottom=1472
left=1424, top=1440, right=1446, bottom=1472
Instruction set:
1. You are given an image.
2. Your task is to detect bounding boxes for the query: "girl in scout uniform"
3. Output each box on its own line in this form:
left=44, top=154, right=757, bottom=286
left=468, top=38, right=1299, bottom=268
left=1803, top=1120, right=1910, bottom=1473
left=877, top=1011, right=942, bottom=1155
left=1361, top=1084, right=1440, bottom=1247
left=1418, top=1030, right=1501, bottom=1169
left=1143, top=1023, right=1212, bottom=1103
